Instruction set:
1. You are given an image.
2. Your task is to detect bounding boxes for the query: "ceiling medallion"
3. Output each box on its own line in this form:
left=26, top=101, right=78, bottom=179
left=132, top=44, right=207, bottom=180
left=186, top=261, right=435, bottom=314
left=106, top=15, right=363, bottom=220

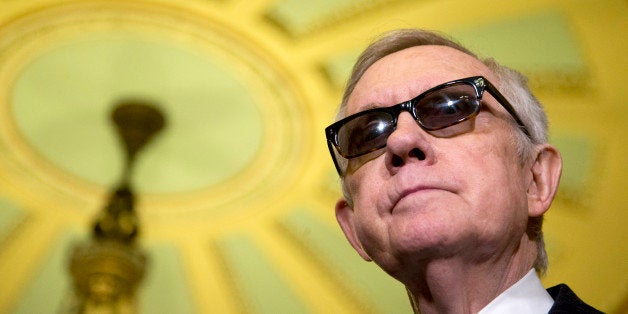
left=0, top=1, right=309, bottom=222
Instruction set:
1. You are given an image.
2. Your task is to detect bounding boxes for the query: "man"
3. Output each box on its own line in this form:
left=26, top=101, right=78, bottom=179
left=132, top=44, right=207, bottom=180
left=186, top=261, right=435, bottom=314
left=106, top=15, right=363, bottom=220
left=325, top=29, right=602, bottom=313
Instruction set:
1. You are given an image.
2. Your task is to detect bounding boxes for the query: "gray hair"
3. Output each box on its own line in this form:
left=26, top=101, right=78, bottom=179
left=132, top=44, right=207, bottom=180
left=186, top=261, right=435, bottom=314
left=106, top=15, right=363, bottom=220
left=335, top=28, right=550, bottom=273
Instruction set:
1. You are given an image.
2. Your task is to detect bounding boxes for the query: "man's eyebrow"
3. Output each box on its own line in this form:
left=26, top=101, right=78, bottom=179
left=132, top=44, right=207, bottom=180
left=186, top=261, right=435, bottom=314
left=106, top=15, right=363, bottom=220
left=362, top=103, right=383, bottom=110
left=354, top=102, right=391, bottom=113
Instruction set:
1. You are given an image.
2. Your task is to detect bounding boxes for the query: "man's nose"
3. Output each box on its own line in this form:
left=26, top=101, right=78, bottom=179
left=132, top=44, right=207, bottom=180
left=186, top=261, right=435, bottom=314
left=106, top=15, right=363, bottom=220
left=385, top=112, right=432, bottom=170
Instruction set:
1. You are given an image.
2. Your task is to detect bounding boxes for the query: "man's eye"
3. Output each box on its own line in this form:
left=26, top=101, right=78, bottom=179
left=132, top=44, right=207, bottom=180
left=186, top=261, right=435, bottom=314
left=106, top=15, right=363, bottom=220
left=417, top=94, right=477, bottom=129
left=362, top=120, right=388, bottom=139
left=349, top=119, right=392, bottom=151
left=338, top=113, right=393, bottom=156
left=343, top=120, right=383, bottom=147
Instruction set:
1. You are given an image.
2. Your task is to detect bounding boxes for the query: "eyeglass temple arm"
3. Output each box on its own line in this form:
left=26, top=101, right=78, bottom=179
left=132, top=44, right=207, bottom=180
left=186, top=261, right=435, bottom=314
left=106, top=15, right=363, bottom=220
left=327, top=140, right=344, bottom=175
left=483, top=80, right=532, bottom=138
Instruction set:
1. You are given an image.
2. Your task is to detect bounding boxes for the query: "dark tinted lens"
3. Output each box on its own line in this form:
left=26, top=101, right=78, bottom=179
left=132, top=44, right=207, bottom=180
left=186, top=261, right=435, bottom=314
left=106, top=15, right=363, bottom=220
left=337, top=111, right=395, bottom=158
left=414, top=84, right=480, bottom=130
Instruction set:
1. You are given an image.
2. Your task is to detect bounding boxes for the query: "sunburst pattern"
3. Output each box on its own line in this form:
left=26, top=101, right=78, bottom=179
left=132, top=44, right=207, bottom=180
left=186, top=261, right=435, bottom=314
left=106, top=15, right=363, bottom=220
left=0, top=0, right=626, bottom=313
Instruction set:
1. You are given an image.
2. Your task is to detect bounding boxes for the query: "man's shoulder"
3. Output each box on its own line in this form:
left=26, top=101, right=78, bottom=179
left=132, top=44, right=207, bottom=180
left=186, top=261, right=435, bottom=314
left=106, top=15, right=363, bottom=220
left=547, top=284, right=604, bottom=313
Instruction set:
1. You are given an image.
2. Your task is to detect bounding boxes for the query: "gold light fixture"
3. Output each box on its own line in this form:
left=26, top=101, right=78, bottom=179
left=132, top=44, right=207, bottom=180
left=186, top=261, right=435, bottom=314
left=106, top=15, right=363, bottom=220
left=66, top=100, right=165, bottom=313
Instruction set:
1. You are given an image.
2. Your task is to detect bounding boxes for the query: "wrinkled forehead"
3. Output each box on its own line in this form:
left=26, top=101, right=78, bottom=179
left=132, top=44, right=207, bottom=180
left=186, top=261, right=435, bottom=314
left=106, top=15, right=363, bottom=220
left=345, top=45, right=496, bottom=116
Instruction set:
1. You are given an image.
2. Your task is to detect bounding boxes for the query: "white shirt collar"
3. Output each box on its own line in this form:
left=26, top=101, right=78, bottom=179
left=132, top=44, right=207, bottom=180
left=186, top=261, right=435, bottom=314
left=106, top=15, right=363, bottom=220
left=478, top=269, right=554, bottom=314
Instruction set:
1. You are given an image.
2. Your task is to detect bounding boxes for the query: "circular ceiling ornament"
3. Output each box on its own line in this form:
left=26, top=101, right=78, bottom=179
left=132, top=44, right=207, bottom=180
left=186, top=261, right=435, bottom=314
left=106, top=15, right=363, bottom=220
left=0, top=1, right=309, bottom=221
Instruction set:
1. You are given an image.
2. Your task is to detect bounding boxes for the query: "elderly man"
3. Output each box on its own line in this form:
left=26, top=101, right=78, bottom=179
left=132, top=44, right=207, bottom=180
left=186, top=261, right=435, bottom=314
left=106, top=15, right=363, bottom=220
left=325, top=29, right=601, bottom=313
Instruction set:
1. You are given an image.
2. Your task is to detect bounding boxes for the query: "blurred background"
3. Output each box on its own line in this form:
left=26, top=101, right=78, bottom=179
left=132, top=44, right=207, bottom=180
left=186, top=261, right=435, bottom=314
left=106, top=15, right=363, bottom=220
left=0, top=0, right=625, bottom=313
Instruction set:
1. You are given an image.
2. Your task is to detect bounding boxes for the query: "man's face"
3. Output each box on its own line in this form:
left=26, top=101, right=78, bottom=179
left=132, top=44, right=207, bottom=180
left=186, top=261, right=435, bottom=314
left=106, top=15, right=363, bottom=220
left=337, top=45, right=533, bottom=279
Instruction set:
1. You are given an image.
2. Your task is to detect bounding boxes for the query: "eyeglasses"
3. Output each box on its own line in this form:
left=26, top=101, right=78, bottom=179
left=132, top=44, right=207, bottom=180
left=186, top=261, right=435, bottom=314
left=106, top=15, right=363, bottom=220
left=325, top=76, right=530, bottom=174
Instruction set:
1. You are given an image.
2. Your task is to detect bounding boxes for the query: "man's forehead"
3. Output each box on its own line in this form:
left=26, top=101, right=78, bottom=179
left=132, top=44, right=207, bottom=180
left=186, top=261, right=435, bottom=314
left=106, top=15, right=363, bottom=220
left=346, top=45, right=493, bottom=114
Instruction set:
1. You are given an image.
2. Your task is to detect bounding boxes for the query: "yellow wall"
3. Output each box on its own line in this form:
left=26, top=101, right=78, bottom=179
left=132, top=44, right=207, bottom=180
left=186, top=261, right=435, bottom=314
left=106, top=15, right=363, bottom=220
left=0, top=0, right=625, bottom=313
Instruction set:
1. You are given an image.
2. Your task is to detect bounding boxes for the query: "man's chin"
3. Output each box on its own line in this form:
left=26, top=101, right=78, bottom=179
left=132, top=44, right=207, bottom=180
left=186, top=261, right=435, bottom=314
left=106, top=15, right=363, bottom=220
left=386, top=235, right=466, bottom=267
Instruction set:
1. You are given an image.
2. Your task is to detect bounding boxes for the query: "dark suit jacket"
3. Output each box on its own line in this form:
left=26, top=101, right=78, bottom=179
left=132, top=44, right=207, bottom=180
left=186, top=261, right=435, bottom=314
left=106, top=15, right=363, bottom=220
left=547, top=284, right=603, bottom=313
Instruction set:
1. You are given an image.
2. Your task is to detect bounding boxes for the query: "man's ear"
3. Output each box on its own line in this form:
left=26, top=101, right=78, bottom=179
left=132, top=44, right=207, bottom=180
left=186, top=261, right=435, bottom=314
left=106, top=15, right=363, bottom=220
left=527, top=144, right=562, bottom=217
left=335, top=198, right=372, bottom=261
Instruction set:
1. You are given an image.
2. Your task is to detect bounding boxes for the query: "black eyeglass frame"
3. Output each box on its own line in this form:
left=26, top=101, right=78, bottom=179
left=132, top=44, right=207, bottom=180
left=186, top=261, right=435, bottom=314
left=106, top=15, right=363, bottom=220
left=325, top=76, right=531, bottom=174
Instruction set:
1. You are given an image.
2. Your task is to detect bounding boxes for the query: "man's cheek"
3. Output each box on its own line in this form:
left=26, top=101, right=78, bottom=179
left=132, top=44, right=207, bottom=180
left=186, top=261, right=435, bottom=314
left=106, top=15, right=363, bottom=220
left=347, top=150, right=385, bottom=174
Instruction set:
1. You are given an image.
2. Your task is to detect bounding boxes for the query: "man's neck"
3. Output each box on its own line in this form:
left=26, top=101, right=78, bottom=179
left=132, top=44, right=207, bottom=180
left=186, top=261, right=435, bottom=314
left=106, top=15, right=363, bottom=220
left=404, top=238, right=537, bottom=314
